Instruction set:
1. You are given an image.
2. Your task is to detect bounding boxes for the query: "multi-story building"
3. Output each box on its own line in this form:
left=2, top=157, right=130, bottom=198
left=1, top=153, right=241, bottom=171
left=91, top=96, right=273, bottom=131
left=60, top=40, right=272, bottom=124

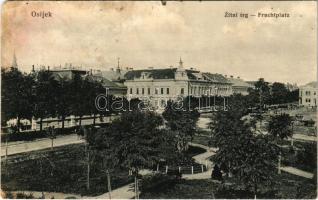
left=124, top=59, right=232, bottom=108
left=299, top=82, right=317, bottom=107
left=227, top=76, right=254, bottom=95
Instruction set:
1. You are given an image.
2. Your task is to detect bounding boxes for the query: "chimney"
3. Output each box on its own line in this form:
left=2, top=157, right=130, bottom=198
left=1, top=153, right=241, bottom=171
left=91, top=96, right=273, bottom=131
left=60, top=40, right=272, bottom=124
left=90, top=69, right=92, bottom=75
left=110, top=68, right=114, bottom=71
left=32, top=65, right=35, bottom=72
left=237, top=76, right=240, bottom=79
left=48, top=66, right=50, bottom=71
left=224, top=75, right=227, bottom=77
left=230, top=75, right=233, bottom=78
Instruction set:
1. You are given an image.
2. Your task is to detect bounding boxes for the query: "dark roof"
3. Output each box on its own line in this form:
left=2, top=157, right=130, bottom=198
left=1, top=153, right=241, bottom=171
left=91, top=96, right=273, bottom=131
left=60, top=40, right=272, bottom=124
left=303, top=81, right=317, bottom=88
left=124, top=68, right=230, bottom=84
left=202, top=73, right=230, bottom=84
left=86, top=75, right=126, bottom=89
left=124, top=68, right=177, bottom=80
left=50, top=70, right=87, bottom=82
left=186, top=69, right=200, bottom=80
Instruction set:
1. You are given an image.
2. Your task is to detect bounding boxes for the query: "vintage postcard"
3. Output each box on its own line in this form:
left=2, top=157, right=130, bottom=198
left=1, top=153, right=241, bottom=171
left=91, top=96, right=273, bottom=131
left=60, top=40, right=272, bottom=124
left=1, top=0, right=317, bottom=199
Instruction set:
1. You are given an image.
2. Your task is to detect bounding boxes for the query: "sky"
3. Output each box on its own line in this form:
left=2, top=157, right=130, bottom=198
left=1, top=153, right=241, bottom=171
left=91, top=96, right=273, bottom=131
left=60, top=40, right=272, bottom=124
left=1, top=1, right=317, bottom=85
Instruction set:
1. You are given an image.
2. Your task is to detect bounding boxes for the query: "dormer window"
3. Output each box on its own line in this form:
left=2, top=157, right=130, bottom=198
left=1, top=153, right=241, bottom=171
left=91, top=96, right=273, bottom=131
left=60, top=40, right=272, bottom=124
left=141, top=72, right=149, bottom=79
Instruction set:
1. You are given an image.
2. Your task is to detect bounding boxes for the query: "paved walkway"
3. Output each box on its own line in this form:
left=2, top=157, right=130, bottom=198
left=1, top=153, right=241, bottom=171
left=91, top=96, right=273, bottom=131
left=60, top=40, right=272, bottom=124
left=280, top=166, right=314, bottom=179
left=292, top=134, right=317, bottom=142
left=1, top=134, right=83, bottom=157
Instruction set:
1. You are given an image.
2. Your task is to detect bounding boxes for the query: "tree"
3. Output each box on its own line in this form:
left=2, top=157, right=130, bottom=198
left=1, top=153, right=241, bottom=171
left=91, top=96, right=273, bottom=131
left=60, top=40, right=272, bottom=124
left=267, top=113, right=293, bottom=140
left=162, top=100, right=200, bottom=152
left=238, top=134, right=279, bottom=197
left=55, top=78, right=71, bottom=130
left=89, top=110, right=177, bottom=198
left=33, top=70, right=59, bottom=131
left=1, top=67, right=34, bottom=130
left=211, top=99, right=279, bottom=197
left=286, top=89, right=299, bottom=103
left=69, top=73, right=86, bottom=126
left=271, top=82, right=289, bottom=104
left=247, top=78, right=271, bottom=109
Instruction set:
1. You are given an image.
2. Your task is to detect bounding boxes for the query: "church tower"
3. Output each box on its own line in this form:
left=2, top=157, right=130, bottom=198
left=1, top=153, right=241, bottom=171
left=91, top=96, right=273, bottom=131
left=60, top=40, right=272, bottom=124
left=12, top=51, right=18, bottom=69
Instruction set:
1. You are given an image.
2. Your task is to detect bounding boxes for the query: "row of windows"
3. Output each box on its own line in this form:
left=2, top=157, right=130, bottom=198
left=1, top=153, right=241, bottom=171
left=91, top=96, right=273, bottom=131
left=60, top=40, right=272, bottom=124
left=189, top=86, right=229, bottom=95
left=129, top=87, right=185, bottom=95
left=128, top=86, right=229, bottom=96
left=300, top=91, right=317, bottom=96
left=305, top=98, right=317, bottom=103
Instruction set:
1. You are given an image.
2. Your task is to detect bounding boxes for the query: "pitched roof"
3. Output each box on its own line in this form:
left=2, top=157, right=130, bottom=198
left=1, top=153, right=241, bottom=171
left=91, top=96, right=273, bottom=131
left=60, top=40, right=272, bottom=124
left=202, top=73, right=230, bottom=84
left=86, top=75, right=126, bottom=89
left=124, top=68, right=177, bottom=80
left=228, top=77, right=253, bottom=88
left=50, top=70, right=87, bottom=82
left=100, top=69, right=127, bottom=81
left=303, top=81, right=317, bottom=88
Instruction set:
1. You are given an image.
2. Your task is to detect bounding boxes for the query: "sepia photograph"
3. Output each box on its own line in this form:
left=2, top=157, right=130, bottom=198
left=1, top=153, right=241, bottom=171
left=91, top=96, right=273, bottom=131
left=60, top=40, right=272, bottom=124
left=1, top=0, right=317, bottom=199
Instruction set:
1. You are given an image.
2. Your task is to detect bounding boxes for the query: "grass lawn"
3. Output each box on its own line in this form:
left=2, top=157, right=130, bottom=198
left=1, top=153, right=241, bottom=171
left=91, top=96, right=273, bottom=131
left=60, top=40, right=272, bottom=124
left=1, top=143, right=209, bottom=196
left=192, top=134, right=217, bottom=147
left=140, top=172, right=316, bottom=199
left=1, top=144, right=133, bottom=196
left=153, top=145, right=208, bottom=174
left=281, top=141, right=317, bottom=173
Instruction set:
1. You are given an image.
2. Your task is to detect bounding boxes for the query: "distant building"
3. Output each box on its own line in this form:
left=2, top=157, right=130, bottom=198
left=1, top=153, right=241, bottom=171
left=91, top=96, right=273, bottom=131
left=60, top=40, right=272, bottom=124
left=50, top=69, right=87, bottom=81
left=227, top=76, right=254, bottom=95
left=33, top=65, right=126, bottom=97
left=85, top=75, right=126, bottom=97
left=299, top=82, right=317, bottom=107
left=124, top=59, right=232, bottom=108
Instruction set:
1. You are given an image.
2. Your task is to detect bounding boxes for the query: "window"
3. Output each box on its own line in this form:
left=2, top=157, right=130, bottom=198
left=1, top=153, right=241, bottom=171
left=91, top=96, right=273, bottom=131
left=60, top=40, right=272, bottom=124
left=306, top=91, right=311, bottom=96
left=155, top=88, right=159, bottom=95
left=136, top=88, right=139, bottom=95
left=181, top=88, right=184, bottom=95
left=142, top=88, right=144, bottom=94
left=130, top=88, right=132, bottom=94
left=300, top=91, right=302, bottom=96
left=167, top=88, right=170, bottom=95
left=306, top=98, right=311, bottom=103
left=161, top=88, right=164, bottom=94
left=148, top=88, right=151, bottom=95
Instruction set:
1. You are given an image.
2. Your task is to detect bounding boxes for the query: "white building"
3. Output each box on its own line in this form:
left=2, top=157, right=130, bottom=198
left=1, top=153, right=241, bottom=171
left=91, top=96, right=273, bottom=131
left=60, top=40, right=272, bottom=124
left=227, top=76, right=254, bottom=95
left=123, top=59, right=232, bottom=108
left=299, top=82, right=317, bottom=107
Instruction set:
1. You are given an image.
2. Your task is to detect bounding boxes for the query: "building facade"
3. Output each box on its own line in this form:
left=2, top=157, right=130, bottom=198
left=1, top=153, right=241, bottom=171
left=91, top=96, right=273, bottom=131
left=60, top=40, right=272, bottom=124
left=228, top=76, right=254, bottom=95
left=124, top=59, right=232, bottom=108
left=299, top=82, right=317, bottom=107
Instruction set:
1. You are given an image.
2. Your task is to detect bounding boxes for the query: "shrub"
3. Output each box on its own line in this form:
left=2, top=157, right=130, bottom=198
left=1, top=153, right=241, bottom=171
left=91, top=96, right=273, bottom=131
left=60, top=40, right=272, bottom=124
left=140, top=173, right=179, bottom=193
left=296, top=142, right=317, bottom=172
